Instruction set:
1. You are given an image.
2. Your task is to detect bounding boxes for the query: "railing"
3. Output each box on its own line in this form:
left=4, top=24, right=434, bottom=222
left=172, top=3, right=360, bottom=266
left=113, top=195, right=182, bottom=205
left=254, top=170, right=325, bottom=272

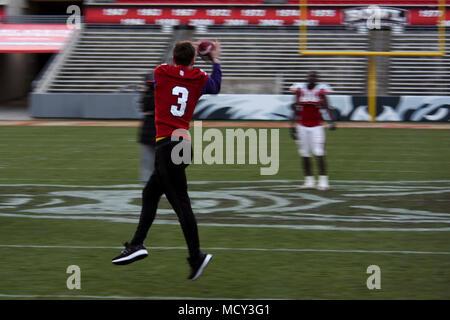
left=3, top=15, right=84, bottom=24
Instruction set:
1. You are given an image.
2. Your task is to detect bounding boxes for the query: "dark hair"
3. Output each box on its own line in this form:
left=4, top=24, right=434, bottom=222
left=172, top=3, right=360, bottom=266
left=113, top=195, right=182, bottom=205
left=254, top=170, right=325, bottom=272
left=173, top=41, right=196, bottom=67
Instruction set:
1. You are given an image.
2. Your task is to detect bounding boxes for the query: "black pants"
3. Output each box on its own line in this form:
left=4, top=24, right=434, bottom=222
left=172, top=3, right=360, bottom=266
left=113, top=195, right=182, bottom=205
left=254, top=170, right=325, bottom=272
left=131, top=138, right=200, bottom=259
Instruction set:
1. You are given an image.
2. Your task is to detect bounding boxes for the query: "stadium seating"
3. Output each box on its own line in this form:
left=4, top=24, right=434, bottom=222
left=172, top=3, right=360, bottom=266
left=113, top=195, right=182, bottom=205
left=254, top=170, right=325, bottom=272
left=39, top=23, right=448, bottom=96
left=389, top=27, right=450, bottom=95
left=40, top=25, right=369, bottom=95
left=45, top=24, right=171, bottom=93
left=193, top=26, right=368, bottom=94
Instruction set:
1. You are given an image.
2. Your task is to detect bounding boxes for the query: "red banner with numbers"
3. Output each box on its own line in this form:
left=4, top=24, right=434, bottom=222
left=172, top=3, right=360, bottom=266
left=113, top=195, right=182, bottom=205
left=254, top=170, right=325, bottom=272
left=85, top=7, right=341, bottom=26
left=85, top=6, right=449, bottom=26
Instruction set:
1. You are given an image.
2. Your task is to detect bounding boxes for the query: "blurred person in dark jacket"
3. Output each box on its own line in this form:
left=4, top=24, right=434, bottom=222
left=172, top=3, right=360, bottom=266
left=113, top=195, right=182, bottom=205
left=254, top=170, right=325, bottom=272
left=138, top=72, right=156, bottom=183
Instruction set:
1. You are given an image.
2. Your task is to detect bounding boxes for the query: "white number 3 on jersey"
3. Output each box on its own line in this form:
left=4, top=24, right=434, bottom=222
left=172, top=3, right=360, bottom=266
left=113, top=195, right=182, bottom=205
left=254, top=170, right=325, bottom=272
left=171, top=86, right=189, bottom=117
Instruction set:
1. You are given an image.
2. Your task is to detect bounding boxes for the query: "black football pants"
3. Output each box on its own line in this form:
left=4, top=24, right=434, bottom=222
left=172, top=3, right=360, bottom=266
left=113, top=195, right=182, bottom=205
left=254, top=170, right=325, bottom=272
left=131, top=138, right=200, bottom=260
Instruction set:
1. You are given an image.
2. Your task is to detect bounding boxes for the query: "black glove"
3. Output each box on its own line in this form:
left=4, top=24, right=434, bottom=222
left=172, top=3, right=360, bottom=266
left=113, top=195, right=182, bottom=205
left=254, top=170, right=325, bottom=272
left=328, top=121, right=336, bottom=131
left=290, top=127, right=297, bottom=140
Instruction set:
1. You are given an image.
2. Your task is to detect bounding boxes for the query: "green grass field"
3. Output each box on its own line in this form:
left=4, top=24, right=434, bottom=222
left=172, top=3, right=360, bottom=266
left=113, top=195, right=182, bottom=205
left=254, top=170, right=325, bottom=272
left=0, top=123, right=449, bottom=299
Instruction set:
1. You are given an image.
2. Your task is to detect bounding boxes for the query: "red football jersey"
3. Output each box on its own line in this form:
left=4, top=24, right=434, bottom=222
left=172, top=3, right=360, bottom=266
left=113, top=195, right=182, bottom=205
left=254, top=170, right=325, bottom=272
left=290, top=83, right=332, bottom=127
left=154, top=63, right=209, bottom=138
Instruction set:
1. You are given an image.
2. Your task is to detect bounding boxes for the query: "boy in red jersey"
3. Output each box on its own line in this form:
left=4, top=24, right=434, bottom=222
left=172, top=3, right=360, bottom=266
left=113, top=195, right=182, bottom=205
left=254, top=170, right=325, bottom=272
left=290, top=71, right=335, bottom=191
left=113, top=40, right=221, bottom=281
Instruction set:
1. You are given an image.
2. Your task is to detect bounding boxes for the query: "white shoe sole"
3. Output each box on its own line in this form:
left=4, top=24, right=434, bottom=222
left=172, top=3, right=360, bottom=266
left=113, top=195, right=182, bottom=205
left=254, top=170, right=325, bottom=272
left=191, top=254, right=213, bottom=281
left=297, top=185, right=315, bottom=189
left=112, top=249, right=148, bottom=265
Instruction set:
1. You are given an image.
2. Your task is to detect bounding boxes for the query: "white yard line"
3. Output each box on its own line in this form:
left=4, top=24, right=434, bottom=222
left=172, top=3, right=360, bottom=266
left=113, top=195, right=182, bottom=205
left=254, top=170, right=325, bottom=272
left=1, top=213, right=450, bottom=231
left=0, top=180, right=449, bottom=187
left=0, top=244, right=449, bottom=255
left=0, top=293, right=239, bottom=300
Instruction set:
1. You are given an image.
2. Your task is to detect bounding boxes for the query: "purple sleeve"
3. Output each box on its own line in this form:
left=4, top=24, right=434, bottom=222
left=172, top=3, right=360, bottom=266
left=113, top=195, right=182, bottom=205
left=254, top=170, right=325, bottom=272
left=201, top=63, right=222, bottom=95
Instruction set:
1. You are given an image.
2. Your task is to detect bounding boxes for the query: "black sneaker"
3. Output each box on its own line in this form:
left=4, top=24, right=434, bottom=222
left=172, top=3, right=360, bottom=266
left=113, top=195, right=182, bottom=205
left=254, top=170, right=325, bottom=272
left=187, top=252, right=213, bottom=281
left=112, top=242, right=148, bottom=265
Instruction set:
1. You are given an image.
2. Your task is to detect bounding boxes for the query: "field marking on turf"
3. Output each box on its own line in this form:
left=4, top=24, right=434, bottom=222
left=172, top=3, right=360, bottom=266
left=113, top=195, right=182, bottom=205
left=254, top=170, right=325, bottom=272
left=2, top=158, right=447, bottom=164
left=1, top=213, right=450, bottom=232
left=0, top=294, right=241, bottom=300
left=344, top=189, right=450, bottom=197
left=0, top=180, right=449, bottom=231
left=0, top=167, right=438, bottom=173
left=0, top=244, right=449, bottom=255
left=1, top=180, right=449, bottom=187
left=351, top=205, right=450, bottom=217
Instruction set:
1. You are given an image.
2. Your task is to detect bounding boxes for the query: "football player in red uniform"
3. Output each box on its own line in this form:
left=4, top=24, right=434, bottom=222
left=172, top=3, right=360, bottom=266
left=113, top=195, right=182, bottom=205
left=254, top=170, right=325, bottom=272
left=290, top=71, right=335, bottom=191
left=113, top=40, right=221, bottom=281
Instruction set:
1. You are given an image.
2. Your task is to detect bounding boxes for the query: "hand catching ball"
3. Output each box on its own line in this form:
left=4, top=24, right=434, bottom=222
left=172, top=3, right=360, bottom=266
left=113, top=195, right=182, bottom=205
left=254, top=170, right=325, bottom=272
left=197, top=40, right=215, bottom=61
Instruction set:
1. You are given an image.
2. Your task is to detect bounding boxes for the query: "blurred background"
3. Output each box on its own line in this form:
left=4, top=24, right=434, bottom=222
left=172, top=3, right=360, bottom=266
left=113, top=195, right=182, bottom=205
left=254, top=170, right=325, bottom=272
left=0, top=0, right=448, bottom=121
left=0, top=1, right=449, bottom=301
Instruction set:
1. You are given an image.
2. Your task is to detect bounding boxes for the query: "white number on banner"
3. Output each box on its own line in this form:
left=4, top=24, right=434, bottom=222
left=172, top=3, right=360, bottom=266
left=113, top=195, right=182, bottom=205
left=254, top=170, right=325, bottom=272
left=172, top=9, right=197, bottom=16
left=121, top=19, right=145, bottom=25
left=419, top=10, right=441, bottom=17
left=137, top=9, right=162, bottom=16
left=311, top=10, right=336, bottom=17
left=276, top=9, right=300, bottom=17
left=224, top=19, right=248, bottom=26
left=241, top=9, right=266, bottom=17
left=206, top=9, right=232, bottom=17
left=156, top=19, right=180, bottom=26
left=171, top=86, right=189, bottom=117
left=190, top=19, right=215, bottom=26
left=103, top=9, right=128, bottom=16
left=259, top=20, right=284, bottom=26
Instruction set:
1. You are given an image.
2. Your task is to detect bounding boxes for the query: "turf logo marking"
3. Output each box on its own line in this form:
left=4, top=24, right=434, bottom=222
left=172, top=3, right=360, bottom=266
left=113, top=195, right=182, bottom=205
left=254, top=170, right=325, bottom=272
left=0, top=180, right=449, bottom=231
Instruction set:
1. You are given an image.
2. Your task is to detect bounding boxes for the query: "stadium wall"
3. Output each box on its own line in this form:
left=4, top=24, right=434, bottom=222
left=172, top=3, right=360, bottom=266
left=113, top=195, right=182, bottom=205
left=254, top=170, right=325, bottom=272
left=29, top=93, right=450, bottom=122
left=29, top=93, right=141, bottom=119
left=194, top=95, right=450, bottom=122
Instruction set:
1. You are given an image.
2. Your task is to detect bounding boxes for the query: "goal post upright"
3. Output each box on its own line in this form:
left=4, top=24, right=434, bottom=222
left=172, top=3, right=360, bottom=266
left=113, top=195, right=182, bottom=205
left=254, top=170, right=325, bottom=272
left=299, top=0, right=308, bottom=52
left=439, top=0, right=446, bottom=53
left=298, top=0, right=446, bottom=122
left=368, top=56, right=377, bottom=123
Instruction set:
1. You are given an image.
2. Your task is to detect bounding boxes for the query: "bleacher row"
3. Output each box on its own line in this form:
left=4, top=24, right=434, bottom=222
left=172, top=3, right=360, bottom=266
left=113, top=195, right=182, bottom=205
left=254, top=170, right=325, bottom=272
left=390, top=31, right=450, bottom=95
left=47, top=25, right=170, bottom=93
left=193, top=26, right=368, bottom=95
left=43, top=24, right=449, bottom=96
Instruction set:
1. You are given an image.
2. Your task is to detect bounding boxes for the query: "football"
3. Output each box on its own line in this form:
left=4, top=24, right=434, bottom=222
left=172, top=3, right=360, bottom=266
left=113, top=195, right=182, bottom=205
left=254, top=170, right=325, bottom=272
left=197, top=40, right=215, bottom=59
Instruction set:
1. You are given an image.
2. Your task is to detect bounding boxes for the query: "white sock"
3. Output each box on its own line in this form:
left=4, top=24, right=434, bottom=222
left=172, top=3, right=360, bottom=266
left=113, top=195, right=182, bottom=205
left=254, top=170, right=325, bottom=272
left=318, top=175, right=329, bottom=186
left=304, top=176, right=315, bottom=186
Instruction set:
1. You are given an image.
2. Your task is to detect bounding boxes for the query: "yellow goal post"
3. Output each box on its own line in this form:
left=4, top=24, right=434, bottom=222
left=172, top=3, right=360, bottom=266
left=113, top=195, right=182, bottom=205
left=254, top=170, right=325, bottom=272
left=298, top=0, right=446, bottom=121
